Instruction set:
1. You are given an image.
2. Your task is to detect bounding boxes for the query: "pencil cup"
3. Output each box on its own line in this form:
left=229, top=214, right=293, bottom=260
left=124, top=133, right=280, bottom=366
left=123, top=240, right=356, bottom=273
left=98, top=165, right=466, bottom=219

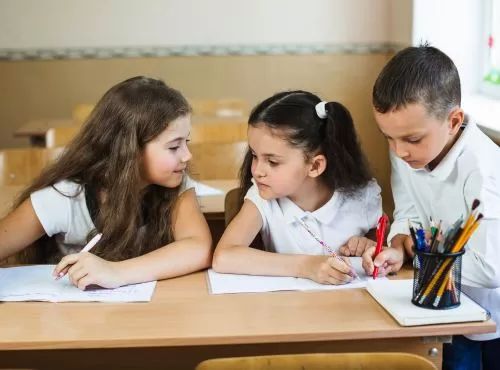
left=411, top=250, right=465, bottom=310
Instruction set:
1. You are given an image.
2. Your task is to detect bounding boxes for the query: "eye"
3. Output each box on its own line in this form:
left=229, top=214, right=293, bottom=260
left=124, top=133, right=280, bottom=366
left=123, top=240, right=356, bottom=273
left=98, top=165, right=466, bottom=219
left=268, top=160, right=279, bottom=167
left=406, top=137, right=421, bottom=144
left=168, top=146, right=180, bottom=152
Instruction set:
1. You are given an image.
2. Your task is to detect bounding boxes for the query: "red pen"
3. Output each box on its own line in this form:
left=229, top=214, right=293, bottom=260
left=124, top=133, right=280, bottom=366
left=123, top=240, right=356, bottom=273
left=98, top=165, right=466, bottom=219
left=372, top=214, right=388, bottom=279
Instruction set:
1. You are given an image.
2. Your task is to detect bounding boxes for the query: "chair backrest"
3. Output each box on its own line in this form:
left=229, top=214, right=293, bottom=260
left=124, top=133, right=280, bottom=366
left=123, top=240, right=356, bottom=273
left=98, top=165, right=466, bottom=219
left=45, top=125, right=82, bottom=148
left=190, top=122, right=247, bottom=144
left=188, top=141, right=247, bottom=181
left=72, top=104, right=95, bottom=124
left=0, top=148, right=63, bottom=186
left=224, top=188, right=242, bottom=226
left=195, top=353, right=437, bottom=370
left=190, top=98, right=249, bottom=118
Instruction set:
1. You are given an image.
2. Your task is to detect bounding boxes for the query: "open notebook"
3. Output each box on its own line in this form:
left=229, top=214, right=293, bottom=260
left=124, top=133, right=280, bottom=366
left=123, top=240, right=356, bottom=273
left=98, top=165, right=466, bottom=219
left=0, top=265, right=157, bottom=302
left=207, top=257, right=383, bottom=294
left=366, top=279, right=490, bottom=326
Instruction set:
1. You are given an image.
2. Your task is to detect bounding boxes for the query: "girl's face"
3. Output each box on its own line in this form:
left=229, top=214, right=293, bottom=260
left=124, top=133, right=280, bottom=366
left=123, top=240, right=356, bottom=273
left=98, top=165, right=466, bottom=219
left=248, top=124, right=316, bottom=200
left=141, top=114, right=192, bottom=188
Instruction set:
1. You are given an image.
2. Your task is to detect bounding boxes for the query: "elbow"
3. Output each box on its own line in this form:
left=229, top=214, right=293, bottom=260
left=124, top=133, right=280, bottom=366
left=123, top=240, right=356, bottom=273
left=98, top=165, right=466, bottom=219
left=194, top=236, right=213, bottom=270
left=212, top=246, right=231, bottom=273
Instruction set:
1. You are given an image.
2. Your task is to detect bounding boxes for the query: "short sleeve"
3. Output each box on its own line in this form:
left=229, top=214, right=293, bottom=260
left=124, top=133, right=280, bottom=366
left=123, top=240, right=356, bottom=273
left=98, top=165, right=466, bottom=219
left=244, top=183, right=269, bottom=230
left=364, top=179, right=383, bottom=230
left=30, top=182, right=78, bottom=237
left=180, top=175, right=196, bottom=194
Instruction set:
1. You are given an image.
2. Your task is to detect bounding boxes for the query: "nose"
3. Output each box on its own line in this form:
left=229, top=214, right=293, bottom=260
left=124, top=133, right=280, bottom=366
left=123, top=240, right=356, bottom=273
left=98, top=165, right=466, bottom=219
left=251, top=158, right=265, bottom=178
left=392, top=141, right=410, bottom=159
left=182, top=145, right=192, bottom=163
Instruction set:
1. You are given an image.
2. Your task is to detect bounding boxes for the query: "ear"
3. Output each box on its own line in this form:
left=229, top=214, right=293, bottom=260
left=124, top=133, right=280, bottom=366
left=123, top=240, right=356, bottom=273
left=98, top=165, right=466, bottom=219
left=447, top=107, right=464, bottom=135
left=308, top=154, right=327, bottom=178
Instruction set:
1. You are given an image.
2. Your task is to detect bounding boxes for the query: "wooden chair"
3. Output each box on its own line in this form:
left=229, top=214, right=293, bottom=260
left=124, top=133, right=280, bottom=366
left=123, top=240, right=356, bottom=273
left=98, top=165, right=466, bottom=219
left=190, top=121, right=247, bottom=144
left=224, top=187, right=241, bottom=226
left=45, top=125, right=83, bottom=148
left=195, top=353, right=437, bottom=370
left=188, top=141, right=248, bottom=181
left=72, top=103, right=95, bottom=124
left=190, top=98, right=249, bottom=117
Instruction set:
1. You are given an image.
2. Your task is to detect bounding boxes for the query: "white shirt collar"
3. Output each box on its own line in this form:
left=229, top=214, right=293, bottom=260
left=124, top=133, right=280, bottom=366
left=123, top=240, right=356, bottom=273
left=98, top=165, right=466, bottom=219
left=279, top=191, right=341, bottom=225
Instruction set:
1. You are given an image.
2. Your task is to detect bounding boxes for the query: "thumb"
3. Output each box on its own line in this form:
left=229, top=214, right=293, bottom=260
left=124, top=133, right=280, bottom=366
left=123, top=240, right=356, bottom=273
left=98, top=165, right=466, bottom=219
left=373, top=249, right=390, bottom=267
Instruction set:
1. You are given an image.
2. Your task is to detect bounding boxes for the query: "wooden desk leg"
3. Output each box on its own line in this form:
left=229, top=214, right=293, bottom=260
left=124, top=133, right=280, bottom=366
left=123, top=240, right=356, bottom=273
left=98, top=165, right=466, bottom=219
left=0, top=337, right=445, bottom=370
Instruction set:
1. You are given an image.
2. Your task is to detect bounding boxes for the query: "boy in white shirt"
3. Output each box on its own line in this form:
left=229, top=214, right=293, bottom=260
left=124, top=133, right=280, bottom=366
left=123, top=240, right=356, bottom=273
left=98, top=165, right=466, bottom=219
left=358, top=44, right=500, bottom=370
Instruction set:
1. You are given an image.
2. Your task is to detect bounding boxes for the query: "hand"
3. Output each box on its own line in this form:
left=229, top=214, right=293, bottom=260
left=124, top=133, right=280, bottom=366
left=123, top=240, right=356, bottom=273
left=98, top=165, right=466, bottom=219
left=302, top=255, right=355, bottom=285
left=361, top=245, right=404, bottom=277
left=53, top=252, right=125, bottom=290
left=339, top=236, right=376, bottom=257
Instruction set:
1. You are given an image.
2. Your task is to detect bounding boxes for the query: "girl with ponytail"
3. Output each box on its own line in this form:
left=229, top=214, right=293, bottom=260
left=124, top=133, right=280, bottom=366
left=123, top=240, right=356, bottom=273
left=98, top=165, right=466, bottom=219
left=213, top=90, right=382, bottom=285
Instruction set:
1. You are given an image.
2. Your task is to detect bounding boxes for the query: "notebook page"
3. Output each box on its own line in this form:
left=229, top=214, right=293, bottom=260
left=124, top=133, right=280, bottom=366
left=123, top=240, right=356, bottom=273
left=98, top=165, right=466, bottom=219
left=0, top=265, right=156, bottom=302
left=208, top=257, right=383, bottom=294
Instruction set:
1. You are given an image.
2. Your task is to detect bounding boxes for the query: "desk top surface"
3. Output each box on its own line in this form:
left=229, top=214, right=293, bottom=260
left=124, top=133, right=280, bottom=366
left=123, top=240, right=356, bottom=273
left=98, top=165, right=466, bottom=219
left=0, top=268, right=494, bottom=350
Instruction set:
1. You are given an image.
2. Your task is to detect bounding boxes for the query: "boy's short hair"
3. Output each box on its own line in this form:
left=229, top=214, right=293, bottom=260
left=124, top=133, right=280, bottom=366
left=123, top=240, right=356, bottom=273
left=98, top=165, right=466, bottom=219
left=372, top=44, right=461, bottom=120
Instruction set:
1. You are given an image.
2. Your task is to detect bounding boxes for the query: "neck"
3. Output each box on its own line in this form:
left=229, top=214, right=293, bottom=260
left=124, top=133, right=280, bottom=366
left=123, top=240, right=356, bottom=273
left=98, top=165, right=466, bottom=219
left=427, top=128, right=464, bottom=171
left=288, top=179, right=333, bottom=212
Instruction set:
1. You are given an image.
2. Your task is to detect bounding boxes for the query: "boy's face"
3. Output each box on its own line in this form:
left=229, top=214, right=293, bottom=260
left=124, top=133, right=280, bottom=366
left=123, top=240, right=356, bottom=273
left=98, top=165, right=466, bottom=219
left=374, top=103, right=462, bottom=169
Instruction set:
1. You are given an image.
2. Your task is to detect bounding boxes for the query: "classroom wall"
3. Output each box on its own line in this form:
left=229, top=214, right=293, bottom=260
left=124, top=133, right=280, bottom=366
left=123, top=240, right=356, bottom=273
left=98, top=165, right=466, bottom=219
left=0, top=0, right=415, bottom=213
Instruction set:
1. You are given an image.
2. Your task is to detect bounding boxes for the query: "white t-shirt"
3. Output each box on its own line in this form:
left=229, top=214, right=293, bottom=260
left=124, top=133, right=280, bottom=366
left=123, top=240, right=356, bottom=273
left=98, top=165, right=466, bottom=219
left=388, top=120, right=500, bottom=341
left=30, top=177, right=195, bottom=260
left=245, top=179, right=382, bottom=255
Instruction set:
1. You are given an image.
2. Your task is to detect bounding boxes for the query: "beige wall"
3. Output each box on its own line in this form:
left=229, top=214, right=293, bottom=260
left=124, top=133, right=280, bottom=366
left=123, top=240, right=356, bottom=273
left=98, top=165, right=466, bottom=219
left=0, top=53, right=393, bottom=212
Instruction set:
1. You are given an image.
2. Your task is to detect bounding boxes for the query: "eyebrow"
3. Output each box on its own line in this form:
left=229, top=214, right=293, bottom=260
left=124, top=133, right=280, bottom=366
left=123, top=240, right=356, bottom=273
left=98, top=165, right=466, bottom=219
left=166, top=135, right=188, bottom=143
left=377, top=127, right=424, bottom=139
left=249, top=146, right=283, bottom=159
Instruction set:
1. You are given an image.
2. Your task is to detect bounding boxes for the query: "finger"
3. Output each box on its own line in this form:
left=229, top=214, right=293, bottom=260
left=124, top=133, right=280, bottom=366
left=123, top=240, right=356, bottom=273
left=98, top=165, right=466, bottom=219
left=342, top=256, right=353, bottom=267
left=356, top=238, right=369, bottom=257
left=53, top=254, right=81, bottom=278
left=328, top=256, right=354, bottom=275
left=338, top=245, right=350, bottom=256
left=328, top=268, right=353, bottom=284
left=69, top=266, right=87, bottom=286
left=348, top=237, right=361, bottom=256
left=76, top=274, right=92, bottom=291
left=327, top=275, right=346, bottom=285
left=361, top=246, right=376, bottom=274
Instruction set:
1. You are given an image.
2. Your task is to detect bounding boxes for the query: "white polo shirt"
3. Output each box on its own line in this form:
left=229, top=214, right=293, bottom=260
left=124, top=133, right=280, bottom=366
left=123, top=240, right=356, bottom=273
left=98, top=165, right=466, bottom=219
left=245, top=179, right=382, bottom=255
left=30, top=176, right=196, bottom=262
left=388, top=120, right=500, bottom=341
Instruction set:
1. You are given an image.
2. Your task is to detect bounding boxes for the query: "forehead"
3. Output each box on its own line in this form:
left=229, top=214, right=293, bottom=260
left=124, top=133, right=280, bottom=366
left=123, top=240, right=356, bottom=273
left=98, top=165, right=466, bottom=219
left=247, top=124, right=294, bottom=152
left=155, top=114, right=191, bottom=141
left=373, top=104, right=438, bottom=137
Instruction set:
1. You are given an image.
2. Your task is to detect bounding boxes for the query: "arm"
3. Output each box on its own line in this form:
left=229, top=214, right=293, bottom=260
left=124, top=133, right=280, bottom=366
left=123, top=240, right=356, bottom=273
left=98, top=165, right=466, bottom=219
left=362, top=155, right=417, bottom=275
left=212, top=200, right=353, bottom=284
left=0, top=199, right=46, bottom=261
left=460, top=171, right=500, bottom=288
left=115, top=188, right=212, bottom=285
left=55, top=188, right=213, bottom=288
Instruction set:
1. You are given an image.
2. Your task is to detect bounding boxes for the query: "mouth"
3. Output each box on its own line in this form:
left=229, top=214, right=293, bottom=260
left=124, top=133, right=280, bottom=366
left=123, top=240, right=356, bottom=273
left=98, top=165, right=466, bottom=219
left=256, top=182, right=270, bottom=190
left=173, top=168, right=186, bottom=174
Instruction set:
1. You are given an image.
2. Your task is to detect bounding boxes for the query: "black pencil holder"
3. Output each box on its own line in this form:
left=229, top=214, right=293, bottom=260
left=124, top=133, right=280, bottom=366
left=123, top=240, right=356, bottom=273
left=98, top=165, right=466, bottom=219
left=411, top=250, right=465, bottom=310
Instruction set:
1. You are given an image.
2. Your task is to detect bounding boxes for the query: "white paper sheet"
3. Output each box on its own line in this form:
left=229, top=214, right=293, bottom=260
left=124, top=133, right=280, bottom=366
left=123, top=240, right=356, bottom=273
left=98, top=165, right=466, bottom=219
left=207, top=257, right=384, bottom=294
left=0, top=265, right=156, bottom=302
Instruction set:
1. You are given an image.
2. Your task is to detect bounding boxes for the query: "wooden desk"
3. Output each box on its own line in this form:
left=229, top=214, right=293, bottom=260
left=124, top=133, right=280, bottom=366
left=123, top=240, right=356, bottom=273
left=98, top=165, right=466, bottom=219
left=14, top=120, right=74, bottom=147
left=0, top=270, right=494, bottom=369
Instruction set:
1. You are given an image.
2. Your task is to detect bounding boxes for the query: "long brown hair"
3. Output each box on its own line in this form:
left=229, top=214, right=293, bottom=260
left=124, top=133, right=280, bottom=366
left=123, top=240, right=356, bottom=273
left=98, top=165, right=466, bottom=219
left=17, top=76, right=191, bottom=263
